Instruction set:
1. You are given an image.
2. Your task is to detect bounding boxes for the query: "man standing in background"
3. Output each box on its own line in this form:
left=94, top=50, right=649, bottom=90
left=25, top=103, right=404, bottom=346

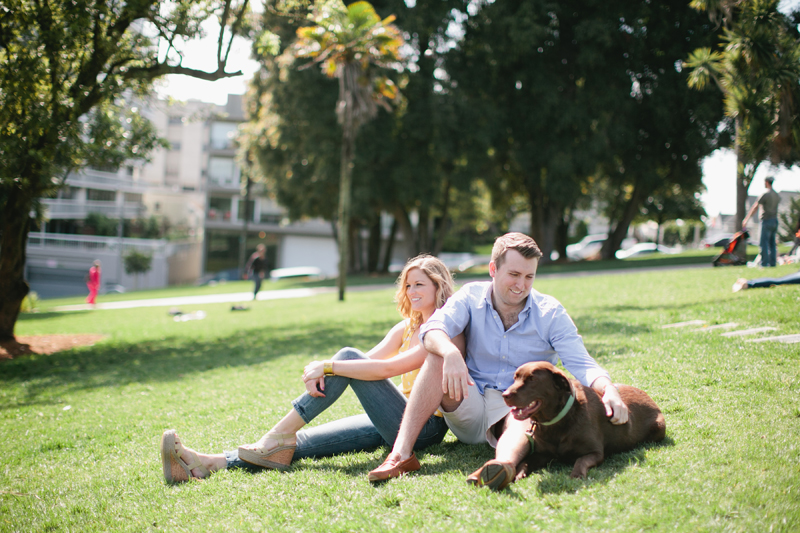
left=743, top=177, right=781, bottom=267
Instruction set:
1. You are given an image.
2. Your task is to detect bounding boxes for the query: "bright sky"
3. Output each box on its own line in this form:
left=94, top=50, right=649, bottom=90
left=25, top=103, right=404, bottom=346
left=701, top=151, right=800, bottom=217
left=154, top=19, right=259, bottom=106
left=157, top=10, right=800, bottom=217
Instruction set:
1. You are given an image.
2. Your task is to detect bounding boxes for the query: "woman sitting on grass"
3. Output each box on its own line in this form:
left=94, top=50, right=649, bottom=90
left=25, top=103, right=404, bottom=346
left=161, top=254, right=463, bottom=482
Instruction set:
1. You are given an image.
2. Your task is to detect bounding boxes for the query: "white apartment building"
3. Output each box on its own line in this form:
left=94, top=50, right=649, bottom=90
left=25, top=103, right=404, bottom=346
left=27, top=94, right=339, bottom=299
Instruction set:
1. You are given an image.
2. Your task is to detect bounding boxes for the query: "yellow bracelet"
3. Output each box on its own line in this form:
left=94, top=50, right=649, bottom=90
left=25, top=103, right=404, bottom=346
left=323, top=361, right=334, bottom=376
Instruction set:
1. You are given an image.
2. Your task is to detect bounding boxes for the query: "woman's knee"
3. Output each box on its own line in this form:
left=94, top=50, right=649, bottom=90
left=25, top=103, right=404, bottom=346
left=332, top=347, right=367, bottom=361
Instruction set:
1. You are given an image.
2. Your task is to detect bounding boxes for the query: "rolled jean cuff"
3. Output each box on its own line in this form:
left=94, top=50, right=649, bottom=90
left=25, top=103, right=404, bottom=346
left=224, top=449, right=262, bottom=471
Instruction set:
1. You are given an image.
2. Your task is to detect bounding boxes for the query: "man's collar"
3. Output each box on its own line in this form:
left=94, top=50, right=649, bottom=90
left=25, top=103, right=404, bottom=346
left=483, top=282, right=534, bottom=315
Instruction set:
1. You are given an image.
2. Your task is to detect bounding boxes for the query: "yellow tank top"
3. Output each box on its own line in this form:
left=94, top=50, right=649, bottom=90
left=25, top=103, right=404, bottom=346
left=399, top=318, right=442, bottom=417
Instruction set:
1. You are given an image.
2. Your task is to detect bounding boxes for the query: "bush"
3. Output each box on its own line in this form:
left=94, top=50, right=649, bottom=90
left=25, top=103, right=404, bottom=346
left=124, top=250, right=152, bottom=276
left=20, top=291, right=39, bottom=313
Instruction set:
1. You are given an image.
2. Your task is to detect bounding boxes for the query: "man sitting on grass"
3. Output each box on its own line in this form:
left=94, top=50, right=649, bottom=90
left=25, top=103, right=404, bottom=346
left=368, top=232, right=629, bottom=490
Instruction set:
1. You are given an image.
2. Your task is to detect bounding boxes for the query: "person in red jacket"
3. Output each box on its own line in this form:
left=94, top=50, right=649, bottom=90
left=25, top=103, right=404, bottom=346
left=85, top=260, right=101, bottom=305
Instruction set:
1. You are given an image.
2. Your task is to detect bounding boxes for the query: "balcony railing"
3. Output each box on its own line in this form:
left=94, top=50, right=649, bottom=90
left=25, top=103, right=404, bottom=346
left=208, top=175, right=239, bottom=189
left=66, top=169, right=145, bottom=190
left=27, top=233, right=200, bottom=256
left=42, top=199, right=143, bottom=219
left=27, top=233, right=167, bottom=254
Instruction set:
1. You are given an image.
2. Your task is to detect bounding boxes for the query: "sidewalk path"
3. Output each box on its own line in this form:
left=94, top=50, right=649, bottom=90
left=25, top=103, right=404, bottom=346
left=51, top=283, right=395, bottom=312
left=52, top=263, right=709, bottom=312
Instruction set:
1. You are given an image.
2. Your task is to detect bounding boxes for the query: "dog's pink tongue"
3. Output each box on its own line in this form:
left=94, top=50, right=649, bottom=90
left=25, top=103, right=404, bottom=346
left=511, top=408, right=527, bottom=420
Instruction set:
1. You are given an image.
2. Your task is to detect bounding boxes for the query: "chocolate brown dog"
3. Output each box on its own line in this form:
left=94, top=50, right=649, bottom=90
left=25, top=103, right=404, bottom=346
left=503, top=361, right=666, bottom=479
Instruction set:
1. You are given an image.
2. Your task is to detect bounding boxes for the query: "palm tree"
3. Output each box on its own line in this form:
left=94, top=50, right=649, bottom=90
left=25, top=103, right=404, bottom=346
left=290, top=0, right=403, bottom=300
left=685, top=0, right=800, bottom=231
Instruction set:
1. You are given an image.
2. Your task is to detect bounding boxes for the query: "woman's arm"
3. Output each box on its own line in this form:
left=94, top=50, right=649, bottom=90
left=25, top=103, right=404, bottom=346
left=304, top=332, right=467, bottom=383
left=304, top=344, right=427, bottom=384
left=300, top=320, right=406, bottom=397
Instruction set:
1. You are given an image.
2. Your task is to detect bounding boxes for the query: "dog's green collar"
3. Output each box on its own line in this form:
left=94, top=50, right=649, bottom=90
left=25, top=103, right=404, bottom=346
left=540, top=392, right=575, bottom=426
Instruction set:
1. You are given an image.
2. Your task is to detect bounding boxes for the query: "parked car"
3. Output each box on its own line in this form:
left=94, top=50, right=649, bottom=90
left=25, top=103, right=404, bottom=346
left=566, top=234, right=637, bottom=261
left=566, top=234, right=608, bottom=261
left=615, top=242, right=678, bottom=259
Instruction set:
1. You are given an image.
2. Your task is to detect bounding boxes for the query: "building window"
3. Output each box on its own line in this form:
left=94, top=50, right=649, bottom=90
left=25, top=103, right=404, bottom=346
left=208, top=157, right=239, bottom=187
left=208, top=197, right=232, bottom=220
left=168, top=116, right=183, bottom=124
left=87, top=189, right=116, bottom=202
left=260, top=213, right=283, bottom=225
left=170, top=141, right=181, bottom=151
left=210, top=122, right=238, bottom=150
left=58, top=186, right=78, bottom=200
left=237, top=199, right=255, bottom=222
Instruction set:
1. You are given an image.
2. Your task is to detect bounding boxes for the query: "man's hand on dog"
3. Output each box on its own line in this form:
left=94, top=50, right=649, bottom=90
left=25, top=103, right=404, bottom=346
left=599, top=381, right=629, bottom=424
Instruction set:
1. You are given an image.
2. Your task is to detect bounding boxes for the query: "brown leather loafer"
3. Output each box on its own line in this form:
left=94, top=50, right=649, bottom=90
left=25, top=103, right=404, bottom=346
left=466, top=460, right=516, bottom=491
left=368, top=452, right=421, bottom=483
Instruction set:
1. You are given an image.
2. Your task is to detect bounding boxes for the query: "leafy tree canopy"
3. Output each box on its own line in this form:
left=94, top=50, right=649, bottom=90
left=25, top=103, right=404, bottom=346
left=0, top=0, right=254, bottom=342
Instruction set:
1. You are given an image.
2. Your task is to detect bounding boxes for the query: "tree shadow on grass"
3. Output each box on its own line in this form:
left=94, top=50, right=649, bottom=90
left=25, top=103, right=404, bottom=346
left=0, top=324, right=385, bottom=410
left=574, top=319, right=653, bottom=336
left=16, top=310, right=91, bottom=322
left=585, top=301, right=710, bottom=314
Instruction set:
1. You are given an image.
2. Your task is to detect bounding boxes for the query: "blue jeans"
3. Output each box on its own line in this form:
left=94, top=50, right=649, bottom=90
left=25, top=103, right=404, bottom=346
left=225, top=348, right=448, bottom=469
left=252, top=275, right=263, bottom=298
left=747, top=269, right=800, bottom=289
left=760, top=218, right=779, bottom=267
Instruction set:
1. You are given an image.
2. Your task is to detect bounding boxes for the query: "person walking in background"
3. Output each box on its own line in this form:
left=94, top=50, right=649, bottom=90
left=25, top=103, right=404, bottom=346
left=85, top=260, right=101, bottom=305
left=742, top=176, right=781, bottom=267
left=243, top=244, right=268, bottom=300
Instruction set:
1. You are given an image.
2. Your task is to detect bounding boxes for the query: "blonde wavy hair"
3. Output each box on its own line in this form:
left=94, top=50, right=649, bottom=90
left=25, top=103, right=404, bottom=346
left=394, top=254, right=455, bottom=326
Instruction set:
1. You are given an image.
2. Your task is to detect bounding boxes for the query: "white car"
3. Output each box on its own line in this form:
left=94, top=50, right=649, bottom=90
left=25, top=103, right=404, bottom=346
left=615, top=243, right=678, bottom=259
left=566, top=234, right=608, bottom=261
left=566, top=234, right=637, bottom=261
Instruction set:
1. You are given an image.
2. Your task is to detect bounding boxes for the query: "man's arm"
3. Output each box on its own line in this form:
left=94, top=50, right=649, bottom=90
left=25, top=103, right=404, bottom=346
left=742, top=200, right=760, bottom=227
left=243, top=253, right=255, bottom=279
left=591, top=376, right=628, bottom=425
left=547, top=302, right=628, bottom=425
left=423, top=329, right=474, bottom=402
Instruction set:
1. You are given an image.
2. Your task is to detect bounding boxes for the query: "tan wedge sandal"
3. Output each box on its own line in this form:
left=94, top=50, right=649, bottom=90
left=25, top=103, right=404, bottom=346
left=237, top=432, right=296, bottom=470
left=161, top=429, right=210, bottom=483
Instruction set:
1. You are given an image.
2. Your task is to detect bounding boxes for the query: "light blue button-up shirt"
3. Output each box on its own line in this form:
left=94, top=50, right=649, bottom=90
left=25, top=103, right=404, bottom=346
left=420, top=281, right=609, bottom=394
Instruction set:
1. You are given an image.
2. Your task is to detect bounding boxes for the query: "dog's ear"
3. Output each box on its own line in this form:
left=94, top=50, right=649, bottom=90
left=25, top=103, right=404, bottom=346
left=549, top=367, right=572, bottom=394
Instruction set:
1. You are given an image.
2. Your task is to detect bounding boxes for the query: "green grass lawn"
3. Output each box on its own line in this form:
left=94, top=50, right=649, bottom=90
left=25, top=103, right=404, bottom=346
left=2, top=264, right=799, bottom=532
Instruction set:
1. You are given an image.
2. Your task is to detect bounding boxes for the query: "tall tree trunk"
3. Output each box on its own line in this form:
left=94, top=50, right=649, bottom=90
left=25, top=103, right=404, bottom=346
left=555, top=207, right=571, bottom=261
left=0, top=188, right=32, bottom=342
left=349, top=221, right=361, bottom=273
left=734, top=115, right=759, bottom=260
left=417, top=208, right=430, bottom=254
left=337, top=88, right=355, bottom=301
left=602, top=179, right=645, bottom=259
left=432, top=176, right=452, bottom=256
left=735, top=115, right=748, bottom=231
left=525, top=175, right=559, bottom=263
left=381, top=217, right=398, bottom=273
left=366, top=215, right=381, bottom=273
left=393, top=206, right=417, bottom=259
